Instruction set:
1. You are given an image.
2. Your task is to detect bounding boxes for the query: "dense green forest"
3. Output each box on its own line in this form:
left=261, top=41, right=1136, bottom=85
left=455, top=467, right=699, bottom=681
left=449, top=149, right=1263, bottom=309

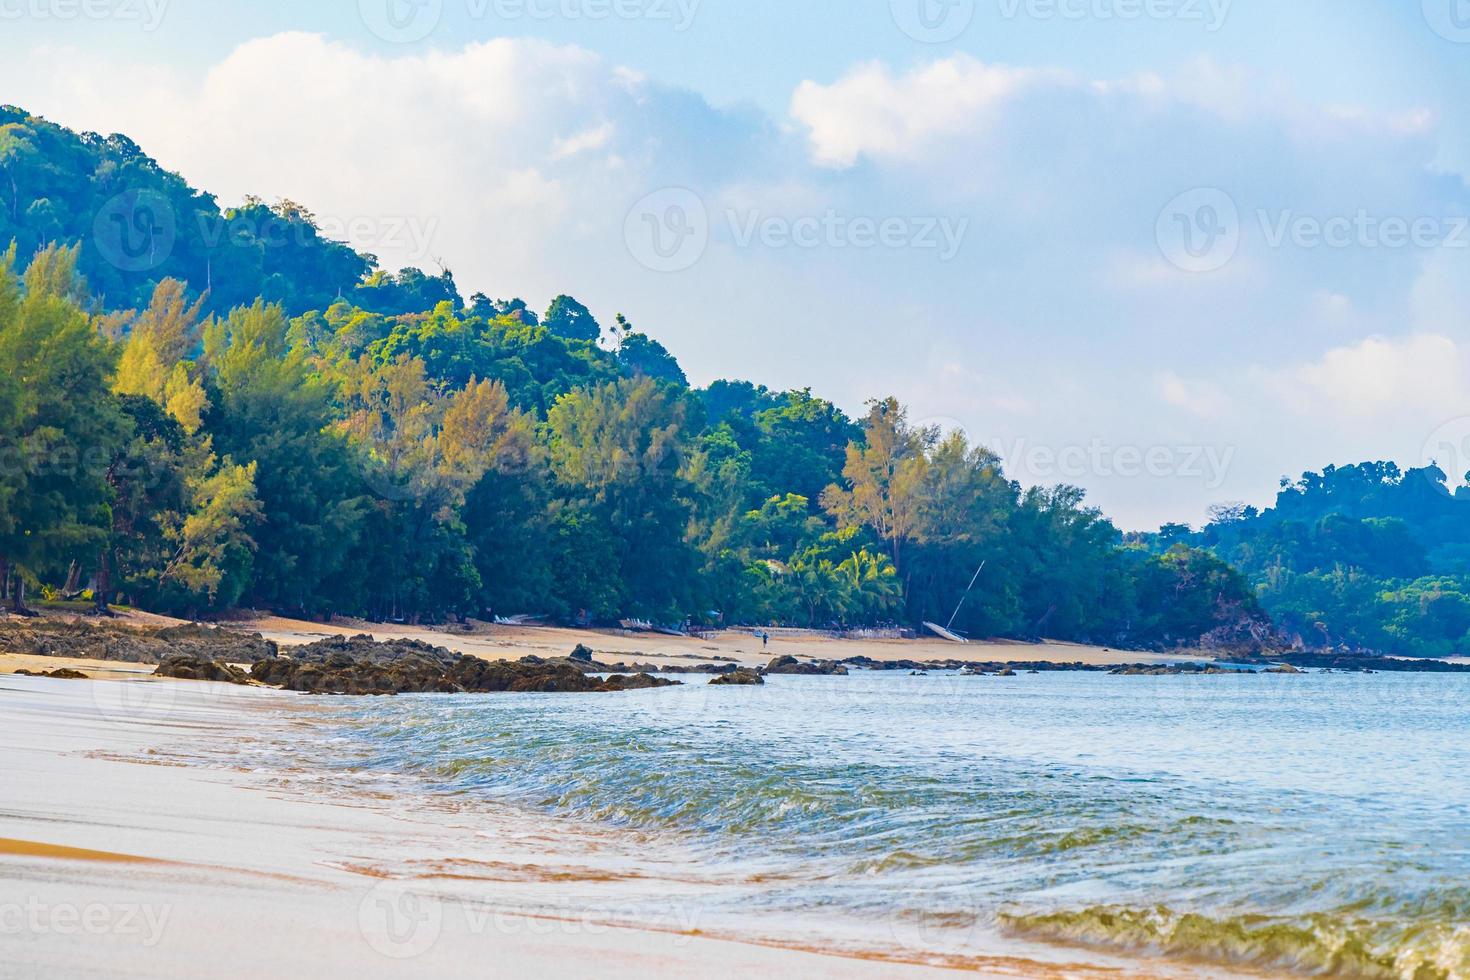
left=0, top=106, right=1274, bottom=649
left=1130, top=463, right=1470, bottom=658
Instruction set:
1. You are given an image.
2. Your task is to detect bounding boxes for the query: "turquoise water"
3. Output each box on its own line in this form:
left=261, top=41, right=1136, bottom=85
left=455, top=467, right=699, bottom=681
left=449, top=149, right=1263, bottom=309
left=313, top=672, right=1470, bottom=977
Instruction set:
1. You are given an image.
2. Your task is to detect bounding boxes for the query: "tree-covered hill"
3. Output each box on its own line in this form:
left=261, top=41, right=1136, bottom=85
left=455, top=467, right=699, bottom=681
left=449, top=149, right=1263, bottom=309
left=1137, top=463, right=1470, bottom=657
left=0, top=108, right=1267, bottom=649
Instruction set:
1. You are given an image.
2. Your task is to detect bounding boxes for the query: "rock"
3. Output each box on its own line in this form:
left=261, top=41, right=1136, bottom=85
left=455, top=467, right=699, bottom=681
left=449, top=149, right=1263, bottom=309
left=996, top=668, right=1017, bottom=677
left=249, top=642, right=680, bottom=697
left=154, top=654, right=251, bottom=685
left=569, top=644, right=596, bottom=663
left=14, top=668, right=89, bottom=679
left=0, top=620, right=276, bottom=665
left=596, top=673, right=681, bottom=692
left=1264, top=664, right=1303, bottom=674
left=762, top=655, right=849, bottom=676
left=709, top=669, right=764, bottom=686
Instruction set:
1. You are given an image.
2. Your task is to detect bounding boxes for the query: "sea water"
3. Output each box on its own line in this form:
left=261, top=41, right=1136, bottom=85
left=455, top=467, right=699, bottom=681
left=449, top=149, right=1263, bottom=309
left=301, top=671, right=1470, bottom=977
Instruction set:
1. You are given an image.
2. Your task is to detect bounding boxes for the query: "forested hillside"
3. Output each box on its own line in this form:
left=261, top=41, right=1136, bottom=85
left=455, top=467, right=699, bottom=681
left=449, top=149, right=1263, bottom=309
left=1146, top=463, right=1470, bottom=658
left=0, top=106, right=1265, bottom=648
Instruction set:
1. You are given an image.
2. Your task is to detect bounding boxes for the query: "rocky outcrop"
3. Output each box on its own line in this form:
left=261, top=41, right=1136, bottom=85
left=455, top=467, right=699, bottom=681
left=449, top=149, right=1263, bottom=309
left=154, top=654, right=252, bottom=684
left=13, top=667, right=89, bottom=679
left=597, top=673, right=681, bottom=692
left=1109, top=664, right=1247, bottom=676
left=709, top=669, right=764, bottom=686
left=762, top=655, right=848, bottom=676
left=249, top=645, right=681, bottom=696
left=0, top=620, right=276, bottom=665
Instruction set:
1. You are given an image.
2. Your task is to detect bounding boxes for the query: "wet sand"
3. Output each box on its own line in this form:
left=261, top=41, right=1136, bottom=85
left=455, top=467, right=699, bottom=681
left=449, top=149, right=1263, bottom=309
left=0, top=672, right=1155, bottom=979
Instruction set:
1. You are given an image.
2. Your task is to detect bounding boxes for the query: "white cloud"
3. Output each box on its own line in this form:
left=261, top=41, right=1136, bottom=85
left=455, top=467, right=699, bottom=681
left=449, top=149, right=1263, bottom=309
left=1157, top=371, right=1232, bottom=420
left=1273, top=334, right=1470, bottom=418
left=789, top=57, right=1061, bottom=169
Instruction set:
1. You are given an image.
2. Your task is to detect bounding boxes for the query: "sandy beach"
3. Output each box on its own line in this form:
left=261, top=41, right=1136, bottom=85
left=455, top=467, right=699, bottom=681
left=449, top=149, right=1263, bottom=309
left=236, top=614, right=1203, bottom=670
left=0, top=669, right=1187, bottom=979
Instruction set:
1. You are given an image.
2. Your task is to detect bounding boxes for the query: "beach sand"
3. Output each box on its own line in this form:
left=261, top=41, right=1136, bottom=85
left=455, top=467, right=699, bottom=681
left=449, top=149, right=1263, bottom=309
left=0, top=672, right=1172, bottom=979
left=237, top=614, right=1203, bottom=670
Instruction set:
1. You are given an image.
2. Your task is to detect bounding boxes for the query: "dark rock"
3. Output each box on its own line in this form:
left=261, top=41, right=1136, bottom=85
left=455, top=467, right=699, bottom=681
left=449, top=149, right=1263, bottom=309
left=13, top=668, right=89, bottom=679
left=569, top=644, right=596, bottom=663
left=249, top=641, right=681, bottom=697
left=0, top=620, right=276, bottom=665
left=596, top=673, right=681, bottom=692
left=762, top=655, right=848, bottom=676
left=154, top=654, right=251, bottom=684
left=710, top=669, right=764, bottom=686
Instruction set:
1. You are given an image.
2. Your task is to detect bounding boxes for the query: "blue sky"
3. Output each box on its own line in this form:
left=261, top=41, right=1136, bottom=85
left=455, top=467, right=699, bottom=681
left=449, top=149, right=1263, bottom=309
left=6, top=0, right=1470, bottom=528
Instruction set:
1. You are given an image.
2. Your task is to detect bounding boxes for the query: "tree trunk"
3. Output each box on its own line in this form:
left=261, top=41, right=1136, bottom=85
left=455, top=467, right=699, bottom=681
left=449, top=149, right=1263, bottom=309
left=93, top=550, right=113, bottom=616
left=0, top=554, right=8, bottom=614
left=12, top=575, right=36, bottom=617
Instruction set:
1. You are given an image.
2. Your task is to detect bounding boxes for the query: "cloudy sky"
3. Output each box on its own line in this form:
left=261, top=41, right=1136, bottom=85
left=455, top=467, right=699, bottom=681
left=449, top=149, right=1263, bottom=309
left=6, top=0, right=1470, bottom=529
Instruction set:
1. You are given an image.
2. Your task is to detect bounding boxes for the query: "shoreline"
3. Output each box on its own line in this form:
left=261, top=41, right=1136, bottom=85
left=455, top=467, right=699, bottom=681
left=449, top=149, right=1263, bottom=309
left=0, top=672, right=1192, bottom=979
left=3, top=607, right=1213, bottom=672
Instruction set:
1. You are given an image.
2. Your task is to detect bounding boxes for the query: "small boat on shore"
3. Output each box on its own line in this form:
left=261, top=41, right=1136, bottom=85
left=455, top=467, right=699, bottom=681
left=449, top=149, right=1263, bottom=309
left=923, top=621, right=968, bottom=644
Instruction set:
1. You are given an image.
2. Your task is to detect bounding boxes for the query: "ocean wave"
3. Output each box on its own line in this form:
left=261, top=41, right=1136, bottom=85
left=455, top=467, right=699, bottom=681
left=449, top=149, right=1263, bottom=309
left=1000, top=905, right=1470, bottom=979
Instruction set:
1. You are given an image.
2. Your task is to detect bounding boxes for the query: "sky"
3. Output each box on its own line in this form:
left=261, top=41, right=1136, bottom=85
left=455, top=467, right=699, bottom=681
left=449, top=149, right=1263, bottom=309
left=5, top=0, right=1470, bottom=530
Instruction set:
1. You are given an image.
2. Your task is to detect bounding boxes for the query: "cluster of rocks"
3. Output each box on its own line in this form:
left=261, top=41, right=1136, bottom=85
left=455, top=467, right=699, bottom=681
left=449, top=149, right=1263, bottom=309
left=146, top=635, right=683, bottom=697
left=762, top=655, right=848, bottom=676
left=154, top=655, right=251, bottom=684
left=0, top=620, right=276, bottom=665
left=12, top=667, right=89, bottom=680
left=841, top=655, right=1112, bottom=674
left=1240, top=652, right=1470, bottom=674
left=1109, top=664, right=1249, bottom=676
left=709, top=669, right=764, bottom=686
